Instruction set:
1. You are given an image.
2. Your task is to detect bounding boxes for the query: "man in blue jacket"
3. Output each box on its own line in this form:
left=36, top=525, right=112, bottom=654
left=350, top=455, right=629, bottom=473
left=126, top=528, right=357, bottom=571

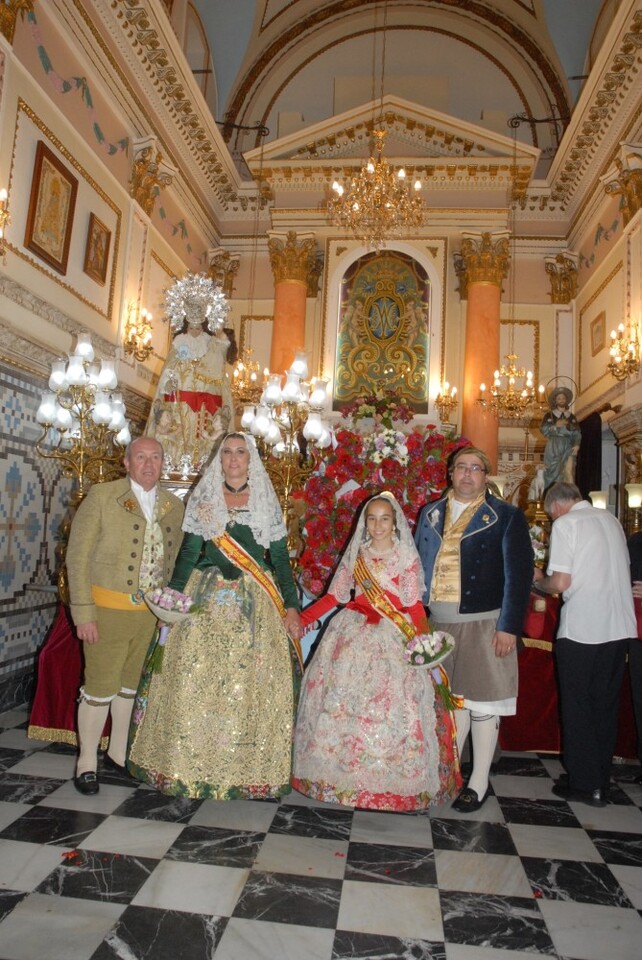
left=415, top=446, right=533, bottom=812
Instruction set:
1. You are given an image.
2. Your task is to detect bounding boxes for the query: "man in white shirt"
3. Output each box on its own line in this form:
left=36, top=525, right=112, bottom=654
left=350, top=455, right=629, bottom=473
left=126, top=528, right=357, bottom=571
left=534, top=482, right=635, bottom=806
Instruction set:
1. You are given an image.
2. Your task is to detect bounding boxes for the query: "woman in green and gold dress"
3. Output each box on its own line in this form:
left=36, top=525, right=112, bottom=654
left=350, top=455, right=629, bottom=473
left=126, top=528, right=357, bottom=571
left=128, top=432, right=303, bottom=799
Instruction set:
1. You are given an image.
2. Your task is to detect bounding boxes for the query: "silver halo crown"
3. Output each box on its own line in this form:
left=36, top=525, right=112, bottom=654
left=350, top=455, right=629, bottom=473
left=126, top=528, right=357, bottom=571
left=165, top=272, right=230, bottom=333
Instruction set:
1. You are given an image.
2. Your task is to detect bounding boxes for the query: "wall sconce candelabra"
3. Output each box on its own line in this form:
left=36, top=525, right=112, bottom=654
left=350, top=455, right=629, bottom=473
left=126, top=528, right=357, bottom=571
left=0, top=187, right=10, bottom=262
left=231, top=348, right=265, bottom=406
left=36, top=332, right=131, bottom=505
left=477, top=354, right=546, bottom=420
left=626, top=482, right=642, bottom=534
left=608, top=322, right=640, bottom=380
left=240, top=351, right=332, bottom=546
left=123, top=305, right=154, bottom=362
left=434, top=382, right=458, bottom=424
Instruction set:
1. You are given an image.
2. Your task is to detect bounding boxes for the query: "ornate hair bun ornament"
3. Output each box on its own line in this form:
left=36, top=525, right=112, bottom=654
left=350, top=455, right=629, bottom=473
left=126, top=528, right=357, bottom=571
left=165, top=272, right=230, bottom=333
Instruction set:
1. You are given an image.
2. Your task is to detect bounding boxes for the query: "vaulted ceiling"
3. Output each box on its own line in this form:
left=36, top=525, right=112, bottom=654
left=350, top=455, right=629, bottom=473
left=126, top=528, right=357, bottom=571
left=193, top=0, right=608, bottom=182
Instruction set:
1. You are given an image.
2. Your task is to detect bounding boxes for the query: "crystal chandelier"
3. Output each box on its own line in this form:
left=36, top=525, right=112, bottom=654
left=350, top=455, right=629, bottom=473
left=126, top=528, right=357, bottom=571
left=240, top=352, right=332, bottom=544
left=35, top=332, right=131, bottom=503
left=608, top=322, right=640, bottom=380
left=478, top=353, right=545, bottom=420
left=231, top=348, right=264, bottom=405
left=329, top=128, right=424, bottom=250
left=327, top=0, right=424, bottom=250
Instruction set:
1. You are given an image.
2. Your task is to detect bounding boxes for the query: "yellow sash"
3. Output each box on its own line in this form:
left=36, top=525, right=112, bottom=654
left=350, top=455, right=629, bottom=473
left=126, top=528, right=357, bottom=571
left=353, top=553, right=462, bottom=709
left=353, top=553, right=417, bottom=641
left=91, top=585, right=148, bottom=610
left=214, top=531, right=303, bottom=669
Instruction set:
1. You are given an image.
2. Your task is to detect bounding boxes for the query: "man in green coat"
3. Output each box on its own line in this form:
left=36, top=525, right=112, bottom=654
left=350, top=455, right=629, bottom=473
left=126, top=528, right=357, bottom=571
left=66, top=436, right=184, bottom=794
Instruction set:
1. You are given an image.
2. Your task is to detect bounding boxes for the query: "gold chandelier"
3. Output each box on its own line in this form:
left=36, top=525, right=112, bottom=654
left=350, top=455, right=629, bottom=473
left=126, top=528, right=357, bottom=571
left=608, top=322, right=640, bottom=380
left=329, top=128, right=424, bottom=250
left=327, top=0, right=424, bottom=250
left=478, top=353, right=545, bottom=420
left=232, top=347, right=264, bottom=405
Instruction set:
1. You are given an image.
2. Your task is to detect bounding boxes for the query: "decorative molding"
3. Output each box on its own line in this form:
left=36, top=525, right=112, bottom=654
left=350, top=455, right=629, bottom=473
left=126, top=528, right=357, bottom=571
left=455, top=231, right=510, bottom=291
left=545, top=251, right=579, bottom=304
left=268, top=230, right=317, bottom=284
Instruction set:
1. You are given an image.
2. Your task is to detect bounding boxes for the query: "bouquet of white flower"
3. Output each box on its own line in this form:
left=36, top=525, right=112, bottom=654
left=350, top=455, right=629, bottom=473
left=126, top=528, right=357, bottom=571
left=403, top=630, right=454, bottom=668
left=144, top=586, right=199, bottom=623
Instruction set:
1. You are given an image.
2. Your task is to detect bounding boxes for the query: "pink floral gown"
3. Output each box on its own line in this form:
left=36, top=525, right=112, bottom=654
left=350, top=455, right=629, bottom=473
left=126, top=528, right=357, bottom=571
left=291, top=545, right=461, bottom=811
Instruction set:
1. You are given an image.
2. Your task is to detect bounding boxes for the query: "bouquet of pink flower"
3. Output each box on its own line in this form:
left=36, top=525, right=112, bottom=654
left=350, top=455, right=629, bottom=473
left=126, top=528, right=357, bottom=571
left=403, top=630, right=454, bottom=668
left=144, top=586, right=200, bottom=623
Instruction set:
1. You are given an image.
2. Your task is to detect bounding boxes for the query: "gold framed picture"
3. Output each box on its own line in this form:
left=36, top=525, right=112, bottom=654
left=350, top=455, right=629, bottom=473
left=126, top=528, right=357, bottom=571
left=590, top=311, right=606, bottom=357
left=24, top=141, right=78, bottom=275
left=83, top=212, right=111, bottom=286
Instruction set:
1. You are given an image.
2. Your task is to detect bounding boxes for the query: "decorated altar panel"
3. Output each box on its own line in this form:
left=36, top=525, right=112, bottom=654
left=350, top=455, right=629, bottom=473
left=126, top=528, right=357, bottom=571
left=333, top=250, right=430, bottom=410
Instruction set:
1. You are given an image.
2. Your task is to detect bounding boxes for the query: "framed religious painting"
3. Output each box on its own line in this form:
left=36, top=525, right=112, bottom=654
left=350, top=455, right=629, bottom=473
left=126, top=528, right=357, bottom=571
left=590, top=311, right=606, bottom=356
left=24, top=141, right=78, bottom=275
left=83, top=212, right=111, bottom=285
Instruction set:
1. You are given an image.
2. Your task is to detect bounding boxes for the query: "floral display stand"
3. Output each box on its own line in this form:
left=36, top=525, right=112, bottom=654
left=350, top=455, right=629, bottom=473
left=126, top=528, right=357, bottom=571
left=298, top=394, right=469, bottom=596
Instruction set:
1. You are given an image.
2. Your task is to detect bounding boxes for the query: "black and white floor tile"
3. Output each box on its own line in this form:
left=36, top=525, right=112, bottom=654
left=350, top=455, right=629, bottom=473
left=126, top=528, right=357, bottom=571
left=0, top=708, right=641, bottom=959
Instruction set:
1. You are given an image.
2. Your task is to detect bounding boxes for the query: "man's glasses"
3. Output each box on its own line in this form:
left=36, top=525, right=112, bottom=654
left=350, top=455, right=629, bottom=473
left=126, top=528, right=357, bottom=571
left=453, top=464, right=486, bottom=474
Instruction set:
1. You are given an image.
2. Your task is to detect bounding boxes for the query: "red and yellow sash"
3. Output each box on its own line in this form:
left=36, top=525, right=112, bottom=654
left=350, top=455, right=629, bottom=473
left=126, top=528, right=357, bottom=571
left=353, top=552, right=461, bottom=709
left=214, top=531, right=303, bottom=669
left=353, top=553, right=416, bottom=641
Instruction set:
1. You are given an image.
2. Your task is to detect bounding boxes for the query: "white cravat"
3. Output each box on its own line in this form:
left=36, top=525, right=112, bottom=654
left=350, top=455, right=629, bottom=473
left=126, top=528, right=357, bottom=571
left=451, top=499, right=470, bottom=523
left=130, top=479, right=157, bottom=523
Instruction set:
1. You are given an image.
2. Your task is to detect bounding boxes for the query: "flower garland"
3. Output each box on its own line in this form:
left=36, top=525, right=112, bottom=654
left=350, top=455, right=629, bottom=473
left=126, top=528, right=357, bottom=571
left=298, top=425, right=469, bottom=596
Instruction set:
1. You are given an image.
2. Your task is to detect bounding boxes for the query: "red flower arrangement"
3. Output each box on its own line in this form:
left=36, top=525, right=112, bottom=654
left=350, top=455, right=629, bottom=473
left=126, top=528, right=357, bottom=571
left=298, top=424, right=469, bottom=596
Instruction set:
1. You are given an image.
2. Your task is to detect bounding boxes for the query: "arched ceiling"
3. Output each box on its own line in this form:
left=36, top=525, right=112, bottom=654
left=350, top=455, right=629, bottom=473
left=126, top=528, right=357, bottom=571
left=193, top=0, right=606, bottom=179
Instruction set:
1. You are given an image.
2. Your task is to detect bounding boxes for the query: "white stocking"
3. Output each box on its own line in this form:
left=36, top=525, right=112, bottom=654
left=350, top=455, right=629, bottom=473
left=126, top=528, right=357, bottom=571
left=454, top=708, right=471, bottom=760
left=77, top=699, right=110, bottom=775
left=468, top=712, right=500, bottom=799
left=108, top=693, right=135, bottom=766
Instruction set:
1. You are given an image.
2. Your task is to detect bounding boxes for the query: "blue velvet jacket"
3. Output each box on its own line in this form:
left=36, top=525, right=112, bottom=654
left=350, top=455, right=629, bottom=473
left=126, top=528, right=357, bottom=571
left=414, top=491, right=533, bottom=636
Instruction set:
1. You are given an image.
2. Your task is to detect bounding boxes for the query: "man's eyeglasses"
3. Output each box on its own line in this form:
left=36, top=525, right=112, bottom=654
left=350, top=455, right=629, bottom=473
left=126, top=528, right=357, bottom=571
left=453, top=464, right=486, bottom=474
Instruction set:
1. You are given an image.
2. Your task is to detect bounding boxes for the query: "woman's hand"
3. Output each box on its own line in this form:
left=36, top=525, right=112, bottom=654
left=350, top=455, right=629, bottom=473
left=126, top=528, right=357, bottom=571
left=283, top=608, right=302, bottom=640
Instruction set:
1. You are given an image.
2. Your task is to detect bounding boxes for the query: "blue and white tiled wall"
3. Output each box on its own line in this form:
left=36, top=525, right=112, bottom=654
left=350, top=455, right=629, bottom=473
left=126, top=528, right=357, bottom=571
left=0, top=361, right=72, bottom=708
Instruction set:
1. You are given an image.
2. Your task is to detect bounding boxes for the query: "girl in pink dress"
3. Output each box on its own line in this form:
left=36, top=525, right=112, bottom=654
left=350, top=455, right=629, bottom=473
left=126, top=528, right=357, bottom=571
left=292, top=492, right=461, bottom=811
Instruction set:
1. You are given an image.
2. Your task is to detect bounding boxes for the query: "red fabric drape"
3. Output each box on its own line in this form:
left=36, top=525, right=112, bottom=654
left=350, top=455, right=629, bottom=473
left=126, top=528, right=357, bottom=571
left=27, top=603, right=110, bottom=746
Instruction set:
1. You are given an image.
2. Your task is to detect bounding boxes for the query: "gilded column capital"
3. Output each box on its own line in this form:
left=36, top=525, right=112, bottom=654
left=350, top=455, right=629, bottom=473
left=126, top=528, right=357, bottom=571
left=454, top=232, right=510, bottom=296
left=131, top=137, right=176, bottom=217
left=268, top=230, right=317, bottom=285
left=0, top=0, right=33, bottom=44
left=208, top=247, right=240, bottom=298
left=601, top=142, right=642, bottom=226
left=544, top=251, right=579, bottom=304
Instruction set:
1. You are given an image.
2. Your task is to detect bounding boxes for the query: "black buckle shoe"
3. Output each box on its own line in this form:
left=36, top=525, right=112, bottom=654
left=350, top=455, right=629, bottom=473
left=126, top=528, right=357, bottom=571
left=74, top=771, right=99, bottom=795
left=451, top=785, right=490, bottom=813
left=102, top=753, right=128, bottom=776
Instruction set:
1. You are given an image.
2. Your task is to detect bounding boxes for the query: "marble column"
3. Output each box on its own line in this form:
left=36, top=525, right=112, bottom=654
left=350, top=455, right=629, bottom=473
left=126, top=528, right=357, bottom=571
left=456, top=232, right=510, bottom=471
left=267, top=231, right=317, bottom=374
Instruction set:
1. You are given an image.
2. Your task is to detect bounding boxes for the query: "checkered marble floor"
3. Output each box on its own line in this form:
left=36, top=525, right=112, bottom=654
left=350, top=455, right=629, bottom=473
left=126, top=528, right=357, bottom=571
left=0, top=709, right=641, bottom=960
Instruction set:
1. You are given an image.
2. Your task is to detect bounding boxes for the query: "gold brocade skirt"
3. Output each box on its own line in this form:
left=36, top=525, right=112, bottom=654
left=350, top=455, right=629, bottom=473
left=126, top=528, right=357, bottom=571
left=128, top=567, right=298, bottom=799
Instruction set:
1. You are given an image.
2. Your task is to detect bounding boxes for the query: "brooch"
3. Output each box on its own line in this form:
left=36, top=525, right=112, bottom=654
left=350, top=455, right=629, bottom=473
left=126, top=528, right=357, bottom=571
left=123, top=498, right=138, bottom=513
left=482, top=514, right=490, bottom=523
